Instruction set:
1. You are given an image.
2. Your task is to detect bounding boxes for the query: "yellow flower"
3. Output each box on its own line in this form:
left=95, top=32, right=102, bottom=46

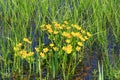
left=40, top=52, right=45, bottom=58
left=71, top=24, right=74, bottom=27
left=46, top=24, right=51, bottom=29
left=87, top=32, right=92, bottom=37
left=28, top=41, right=32, bottom=44
left=22, top=54, right=27, bottom=58
left=71, top=32, right=80, bottom=37
left=81, top=30, right=85, bottom=34
left=76, top=26, right=81, bottom=30
left=66, top=27, right=71, bottom=30
left=62, top=45, right=72, bottom=54
left=61, top=24, right=65, bottom=28
left=19, top=50, right=27, bottom=55
left=62, top=46, right=66, bottom=50
left=79, top=36, right=85, bottom=41
left=62, top=32, right=71, bottom=38
left=72, top=24, right=81, bottom=30
left=52, top=21, right=57, bottom=24
left=16, top=43, right=22, bottom=47
left=84, top=36, right=88, bottom=40
left=62, top=32, right=66, bottom=36
left=28, top=52, right=34, bottom=56
left=23, top=38, right=32, bottom=44
left=59, top=26, right=63, bottom=29
left=77, top=42, right=83, bottom=46
left=19, top=50, right=28, bottom=58
left=71, top=32, right=75, bottom=36
left=54, top=23, right=60, bottom=28
left=35, top=47, right=39, bottom=52
left=64, top=21, right=68, bottom=25
left=43, top=48, right=49, bottom=53
left=81, top=38, right=85, bottom=41
left=53, top=31, right=58, bottom=34
left=66, top=39, right=71, bottom=43
left=66, top=45, right=72, bottom=54
left=53, top=47, right=58, bottom=51
left=48, top=29, right=53, bottom=33
left=49, top=43, right=54, bottom=47
left=66, top=34, right=71, bottom=38
left=23, top=38, right=29, bottom=42
left=14, top=47, right=19, bottom=51
left=76, top=46, right=81, bottom=51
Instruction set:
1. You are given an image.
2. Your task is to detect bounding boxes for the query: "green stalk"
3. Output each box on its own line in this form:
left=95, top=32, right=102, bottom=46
left=28, top=63, right=32, bottom=79
left=38, top=58, right=42, bottom=80
left=98, top=61, right=104, bottom=80
left=62, top=53, right=67, bottom=80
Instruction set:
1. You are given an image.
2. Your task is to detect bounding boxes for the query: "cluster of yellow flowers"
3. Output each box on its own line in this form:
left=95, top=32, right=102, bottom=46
left=35, top=47, right=45, bottom=58
left=13, top=37, right=60, bottom=59
left=13, top=21, right=92, bottom=62
left=35, top=47, right=46, bottom=58
left=35, top=43, right=58, bottom=58
left=41, top=21, right=92, bottom=54
left=49, top=43, right=58, bottom=51
left=14, top=38, right=34, bottom=59
left=19, top=50, right=34, bottom=58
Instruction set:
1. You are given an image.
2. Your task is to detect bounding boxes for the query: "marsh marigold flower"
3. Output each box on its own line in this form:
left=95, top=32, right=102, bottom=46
left=78, top=42, right=83, bottom=46
left=84, top=36, right=88, bottom=40
left=23, top=38, right=29, bottom=42
left=46, top=24, right=51, bottom=29
left=76, top=46, right=81, bottom=51
left=19, top=50, right=27, bottom=55
left=19, top=50, right=27, bottom=58
left=62, top=44, right=72, bottom=54
left=53, top=47, right=58, bottom=51
left=87, top=32, right=92, bottom=37
left=62, top=32, right=71, bottom=38
left=43, top=48, right=49, bottom=53
left=62, top=46, right=66, bottom=50
left=76, top=26, right=81, bottom=30
left=66, top=39, right=71, bottom=43
left=22, top=54, right=27, bottom=58
left=14, top=47, right=19, bottom=51
left=59, top=26, right=63, bottom=29
left=40, top=52, right=45, bottom=58
left=81, top=30, right=86, bottom=34
left=61, top=24, right=65, bottom=28
left=72, top=24, right=81, bottom=30
left=71, top=32, right=80, bottom=37
left=48, top=29, right=53, bottom=33
left=66, top=45, right=72, bottom=54
left=35, top=47, right=39, bottom=52
left=53, top=31, right=58, bottom=34
left=28, top=52, right=34, bottom=56
left=16, top=43, right=22, bottom=47
left=66, top=27, right=71, bottom=30
left=79, top=36, right=85, bottom=41
left=64, top=21, right=68, bottom=25
left=54, top=23, right=60, bottom=28
left=23, top=38, right=32, bottom=44
left=49, top=43, right=54, bottom=47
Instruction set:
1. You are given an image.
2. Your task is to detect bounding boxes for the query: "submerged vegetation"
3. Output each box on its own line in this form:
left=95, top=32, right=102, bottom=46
left=0, top=0, right=120, bottom=80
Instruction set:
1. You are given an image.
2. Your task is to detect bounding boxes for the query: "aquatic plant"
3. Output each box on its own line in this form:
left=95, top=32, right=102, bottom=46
left=39, top=21, right=92, bottom=79
left=0, top=0, right=120, bottom=79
